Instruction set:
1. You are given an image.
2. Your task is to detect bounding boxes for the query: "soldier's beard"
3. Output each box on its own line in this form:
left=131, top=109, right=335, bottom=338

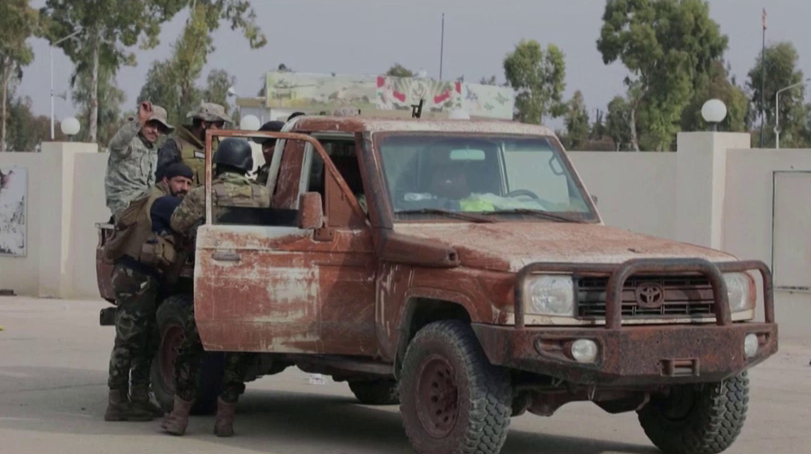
left=173, top=190, right=188, bottom=198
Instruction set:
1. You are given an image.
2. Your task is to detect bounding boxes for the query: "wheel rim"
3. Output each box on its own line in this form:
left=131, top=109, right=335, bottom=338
left=660, top=385, right=697, bottom=421
left=159, top=324, right=184, bottom=392
left=416, top=355, right=459, bottom=438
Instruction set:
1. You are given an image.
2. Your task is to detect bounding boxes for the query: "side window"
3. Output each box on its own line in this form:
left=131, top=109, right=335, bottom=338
left=305, top=137, right=367, bottom=228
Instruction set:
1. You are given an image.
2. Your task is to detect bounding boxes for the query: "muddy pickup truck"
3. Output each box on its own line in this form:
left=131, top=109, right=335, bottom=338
left=96, top=117, right=777, bottom=454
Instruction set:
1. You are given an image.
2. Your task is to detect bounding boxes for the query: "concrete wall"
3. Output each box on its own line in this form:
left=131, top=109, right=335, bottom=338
left=569, top=152, right=677, bottom=239
left=0, top=143, right=103, bottom=298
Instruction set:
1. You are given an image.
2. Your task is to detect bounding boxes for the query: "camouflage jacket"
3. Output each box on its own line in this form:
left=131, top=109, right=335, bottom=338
left=170, top=172, right=271, bottom=235
left=105, top=118, right=156, bottom=216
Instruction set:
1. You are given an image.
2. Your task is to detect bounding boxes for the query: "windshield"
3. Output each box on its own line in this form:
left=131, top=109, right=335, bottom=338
left=378, top=134, right=597, bottom=222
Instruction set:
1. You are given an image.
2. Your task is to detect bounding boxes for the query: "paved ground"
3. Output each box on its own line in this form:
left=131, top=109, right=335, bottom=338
left=1, top=297, right=809, bottom=454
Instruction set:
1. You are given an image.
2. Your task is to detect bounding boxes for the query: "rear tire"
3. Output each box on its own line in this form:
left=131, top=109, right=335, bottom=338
left=348, top=379, right=400, bottom=405
left=638, top=372, right=749, bottom=454
left=150, top=294, right=224, bottom=415
left=400, top=320, right=512, bottom=454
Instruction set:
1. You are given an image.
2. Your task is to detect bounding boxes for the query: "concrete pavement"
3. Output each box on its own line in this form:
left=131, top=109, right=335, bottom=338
left=1, top=297, right=809, bottom=454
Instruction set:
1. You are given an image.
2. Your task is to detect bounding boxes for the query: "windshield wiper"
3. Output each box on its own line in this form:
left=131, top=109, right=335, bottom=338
left=485, top=208, right=582, bottom=223
left=397, top=208, right=495, bottom=223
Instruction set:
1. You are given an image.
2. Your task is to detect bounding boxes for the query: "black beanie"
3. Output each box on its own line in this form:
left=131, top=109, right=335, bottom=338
left=163, top=163, right=194, bottom=180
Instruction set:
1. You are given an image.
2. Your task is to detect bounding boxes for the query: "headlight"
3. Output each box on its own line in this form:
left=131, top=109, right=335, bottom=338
left=724, top=273, right=753, bottom=312
left=527, top=275, right=574, bottom=316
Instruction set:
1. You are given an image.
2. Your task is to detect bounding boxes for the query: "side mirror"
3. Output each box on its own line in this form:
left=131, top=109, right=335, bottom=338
left=591, top=195, right=598, bottom=206
left=298, top=192, right=324, bottom=230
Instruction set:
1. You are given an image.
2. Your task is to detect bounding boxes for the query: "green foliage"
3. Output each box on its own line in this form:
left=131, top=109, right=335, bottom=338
left=5, top=95, right=64, bottom=151
left=597, top=0, right=728, bottom=151
left=606, top=96, right=632, bottom=151
left=479, top=75, right=498, bottom=86
left=386, top=63, right=414, bottom=78
left=747, top=42, right=808, bottom=147
left=72, top=66, right=126, bottom=147
left=0, top=0, right=38, bottom=151
left=564, top=91, right=590, bottom=149
left=203, top=69, right=236, bottom=109
left=681, top=61, right=748, bottom=133
left=503, top=39, right=567, bottom=124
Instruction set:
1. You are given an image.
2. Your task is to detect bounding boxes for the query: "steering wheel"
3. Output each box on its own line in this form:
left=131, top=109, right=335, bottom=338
left=506, top=189, right=541, bottom=200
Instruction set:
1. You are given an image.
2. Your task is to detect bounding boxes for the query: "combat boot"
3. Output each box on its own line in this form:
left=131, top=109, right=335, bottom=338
left=161, top=395, right=194, bottom=436
left=104, top=389, right=153, bottom=422
left=214, top=397, right=237, bottom=437
left=130, top=385, right=165, bottom=417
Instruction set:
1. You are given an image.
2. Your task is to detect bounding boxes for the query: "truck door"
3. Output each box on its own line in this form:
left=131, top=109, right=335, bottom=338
left=193, top=133, right=377, bottom=356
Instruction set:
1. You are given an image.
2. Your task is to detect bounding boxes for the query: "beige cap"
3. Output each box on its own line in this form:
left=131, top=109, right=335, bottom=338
left=187, top=102, right=233, bottom=123
left=147, top=105, right=174, bottom=132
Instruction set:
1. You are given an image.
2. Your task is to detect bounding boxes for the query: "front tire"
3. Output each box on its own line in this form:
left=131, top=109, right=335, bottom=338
left=400, top=320, right=512, bottom=454
left=150, top=294, right=225, bottom=415
left=638, top=372, right=749, bottom=454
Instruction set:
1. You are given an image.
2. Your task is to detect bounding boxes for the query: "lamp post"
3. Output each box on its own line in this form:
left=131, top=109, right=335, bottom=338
left=701, top=99, right=727, bottom=131
left=50, top=28, right=83, bottom=140
left=775, top=78, right=810, bottom=149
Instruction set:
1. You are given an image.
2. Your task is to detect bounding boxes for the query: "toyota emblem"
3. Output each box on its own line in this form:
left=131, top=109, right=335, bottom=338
left=635, top=283, right=665, bottom=308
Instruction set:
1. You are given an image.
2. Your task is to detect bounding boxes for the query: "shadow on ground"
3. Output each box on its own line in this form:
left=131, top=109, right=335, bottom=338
left=0, top=366, right=657, bottom=454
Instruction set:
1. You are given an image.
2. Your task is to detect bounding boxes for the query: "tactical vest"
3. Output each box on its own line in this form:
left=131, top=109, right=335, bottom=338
left=211, top=174, right=271, bottom=224
left=103, top=182, right=180, bottom=273
left=170, top=127, right=218, bottom=187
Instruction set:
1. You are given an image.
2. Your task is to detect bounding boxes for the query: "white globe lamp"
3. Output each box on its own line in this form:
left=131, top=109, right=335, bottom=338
left=701, top=99, right=727, bottom=131
left=239, top=114, right=260, bottom=131
left=60, top=117, right=81, bottom=140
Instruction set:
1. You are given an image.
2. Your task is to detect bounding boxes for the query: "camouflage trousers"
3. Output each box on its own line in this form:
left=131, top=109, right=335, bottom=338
left=108, top=263, right=160, bottom=390
left=174, top=306, right=253, bottom=404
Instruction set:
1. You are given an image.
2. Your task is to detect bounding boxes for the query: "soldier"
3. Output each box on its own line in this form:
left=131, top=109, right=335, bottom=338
left=253, top=120, right=284, bottom=185
left=162, top=138, right=269, bottom=437
left=105, top=163, right=194, bottom=422
left=105, top=101, right=174, bottom=220
left=155, top=102, right=233, bottom=185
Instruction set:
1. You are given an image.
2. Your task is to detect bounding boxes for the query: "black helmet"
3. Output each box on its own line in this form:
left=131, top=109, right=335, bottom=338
left=213, top=138, right=253, bottom=173
left=253, top=120, right=284, bottom=144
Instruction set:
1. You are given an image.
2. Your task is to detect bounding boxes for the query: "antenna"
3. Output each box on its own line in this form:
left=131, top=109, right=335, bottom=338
left=439, top=13, right=445, bottom=80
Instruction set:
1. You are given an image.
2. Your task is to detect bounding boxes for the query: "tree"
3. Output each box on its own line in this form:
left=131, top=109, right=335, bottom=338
left=606, top=96, right=632, bottom=151
left=597, top=0, right=728, bottom=151
left=682, top=60, right=748, bottom=133
left=0, top=0, right=38, bottom=152
left=5, top=95, right=63, bottom=151
left=503, top=39, right=566, bottom=125
left=73, top=65, right=126, bottom=147
left=41, top=0, right=183, bottom=143
left=386, top=63, right=414, bottom=78
left=203, top=69, right=236, bottom=110
left=564, top=91, right=590, bottom=149
left=747, top=42, right=807, bottom=147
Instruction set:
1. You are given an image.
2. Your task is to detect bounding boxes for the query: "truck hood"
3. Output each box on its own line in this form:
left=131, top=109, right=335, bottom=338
left=393, top=222, right=736, bottom=272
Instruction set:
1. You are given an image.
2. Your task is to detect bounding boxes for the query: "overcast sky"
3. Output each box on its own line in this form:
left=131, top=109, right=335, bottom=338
left=16, top=0, right=811, bottom=129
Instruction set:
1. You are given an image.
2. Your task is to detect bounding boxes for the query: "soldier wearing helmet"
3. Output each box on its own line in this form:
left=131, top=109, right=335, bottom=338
left=155, top=102, right=233, bottom=185
left=161, top=138, right=269, bottom=438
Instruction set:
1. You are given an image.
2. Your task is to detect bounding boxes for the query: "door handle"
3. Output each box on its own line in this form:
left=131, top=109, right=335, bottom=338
left=212, top=251, right=241, bottom=262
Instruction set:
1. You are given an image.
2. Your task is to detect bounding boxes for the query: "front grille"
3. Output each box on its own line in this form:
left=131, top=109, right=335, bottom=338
left=577, top=275, right=715, bottom=319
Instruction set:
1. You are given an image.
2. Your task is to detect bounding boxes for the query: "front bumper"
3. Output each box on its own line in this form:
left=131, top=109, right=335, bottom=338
left=473, top=322, right=777, bottom=386
left=474, top=258, right=779, bottom=386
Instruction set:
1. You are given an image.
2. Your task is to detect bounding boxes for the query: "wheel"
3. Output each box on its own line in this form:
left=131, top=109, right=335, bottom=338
left=638, top=372, right=749, bottom=454
left=348, top=379, right=400, bottom=405
left=150, top=294, right=225, bottom=415
left=400, top=320, right=512, bottom=454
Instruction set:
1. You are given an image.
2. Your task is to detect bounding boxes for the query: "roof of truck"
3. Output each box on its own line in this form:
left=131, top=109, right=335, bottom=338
left=288, top=116, right=557, bottom=137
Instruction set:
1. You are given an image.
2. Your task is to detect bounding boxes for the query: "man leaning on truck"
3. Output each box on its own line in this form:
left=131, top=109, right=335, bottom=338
left=161, top=138, right=270, bottom=438
left=103, top=163, right=193, bottom=422
left=105, top=101, right=174, bottom=221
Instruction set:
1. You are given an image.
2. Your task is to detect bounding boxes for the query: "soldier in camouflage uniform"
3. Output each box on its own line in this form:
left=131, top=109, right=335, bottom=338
left=155, top=102, right=233, bottom=185
left=105, top=102, right=174, bottom=220
left=162, top=138, right=270, bottom=438
left=253, top=120, right=284, bottom=185
left=105, top=164, right=194, bottom=422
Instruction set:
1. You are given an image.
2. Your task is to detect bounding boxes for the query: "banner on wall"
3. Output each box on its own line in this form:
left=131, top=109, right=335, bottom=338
left=0, top=166, right=27, bottom=257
